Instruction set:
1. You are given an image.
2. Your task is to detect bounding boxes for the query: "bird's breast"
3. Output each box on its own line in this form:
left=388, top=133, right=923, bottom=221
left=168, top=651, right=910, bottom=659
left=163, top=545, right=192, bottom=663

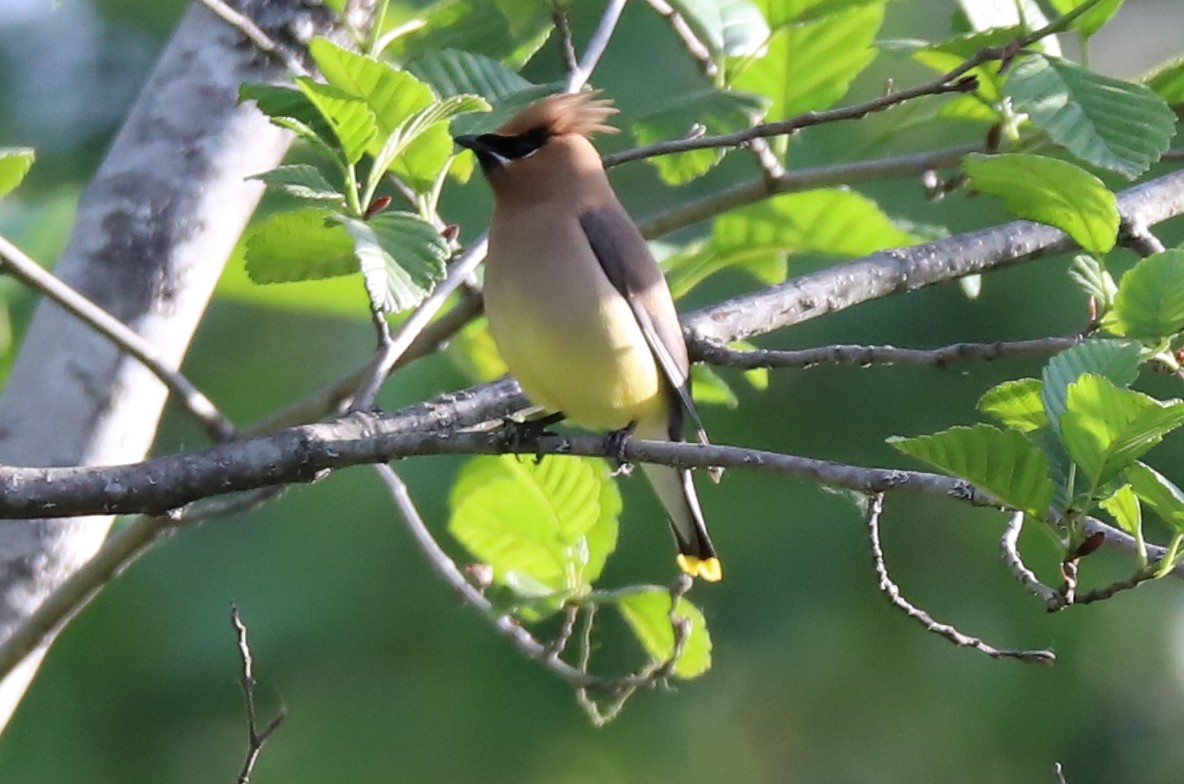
left=484, top=212, right=666, bottom=431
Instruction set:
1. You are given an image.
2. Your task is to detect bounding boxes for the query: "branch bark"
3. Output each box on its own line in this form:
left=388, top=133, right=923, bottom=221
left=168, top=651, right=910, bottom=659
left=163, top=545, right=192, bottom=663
left=0, top=0, right=372, bottom=733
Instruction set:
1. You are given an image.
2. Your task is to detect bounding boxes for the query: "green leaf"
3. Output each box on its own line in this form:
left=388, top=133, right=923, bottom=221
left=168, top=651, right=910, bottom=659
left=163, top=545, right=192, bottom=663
left=296, top=78, right=378, bottom=166
left=407, top=48, right=558, bottom=135
left=385, top=0, right=553, bottom=69
left=244, top=208, right=357, bottom=284
left=1005, top=54, right=1177, bottom=178
left=449, top=455, right=621, bottom=596
left=250, top=164, right=345, bottom=205
left=1068, top=254, right=1117, bottom=311
left=665, top=188, right=915, bottom=297
left=1125, top=461, right=1184, bottom=532
left=1060, top=374, right=1184, bottom=486
left=978, top=378, right=1048, bottom=432
left=240, top=83, right=330, bottom=139
left=691, top=364, right=739, bottom=408
left=616, top=589, right=712, bottom=679
left=1110, top=250, right=1184, bottom=342
left=666, top=0, right=770, bottom=62
left=309, top=38, right=489, bottom=191
left=1046, top=0, right=1124, bottom=39
left=1143, top=55, right=1184, bottom=105
left=732, top=3, right=884, bottom=123
left=367, top=93, right=490, bottom=193
left=962, top=153, right=1119, bottom=254
left=630, top=89, right=768, bottom=185
left=0, top=148, right=35, bottom=200
left=1100, top=483, right=1141, bottom=537
left=1041, top=339, right=1141, bottom=435
left=889, top=424, right=1053, bottom=517
left=334, top=212, right=449, bottom=314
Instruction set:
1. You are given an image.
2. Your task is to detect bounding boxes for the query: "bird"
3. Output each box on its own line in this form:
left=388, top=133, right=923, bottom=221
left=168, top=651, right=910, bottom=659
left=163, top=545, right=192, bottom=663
left=454, top=92, right=721, bottom=582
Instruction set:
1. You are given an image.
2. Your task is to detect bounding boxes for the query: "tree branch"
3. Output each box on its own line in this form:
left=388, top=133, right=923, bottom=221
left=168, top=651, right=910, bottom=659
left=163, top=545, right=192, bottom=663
left=0, top=234, right=236, bottom=442
left=867, top=495, right=1056, bottom=665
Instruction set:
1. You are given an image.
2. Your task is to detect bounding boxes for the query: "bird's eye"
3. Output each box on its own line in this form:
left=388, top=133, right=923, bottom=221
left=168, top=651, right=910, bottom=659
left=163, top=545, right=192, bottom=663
left=483, top=128, right=550, bottom=161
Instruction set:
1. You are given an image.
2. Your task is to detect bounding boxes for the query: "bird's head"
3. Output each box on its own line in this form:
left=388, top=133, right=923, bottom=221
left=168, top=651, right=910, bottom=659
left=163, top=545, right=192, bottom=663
left=455, top=92, right=618, bottom=200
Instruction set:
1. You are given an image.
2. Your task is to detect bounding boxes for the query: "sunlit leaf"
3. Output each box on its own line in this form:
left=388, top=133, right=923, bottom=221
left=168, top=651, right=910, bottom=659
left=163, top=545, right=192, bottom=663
left=889, top=424, right=1053, bottom=517
left=665, top=188, right=915, bottom=297
left=616, top=588, right=712, bottom=679
left=408, top=48, right=559, bottom=136
left=449, top=455, right=621, bottom=596
left=978, top=378, right=1048, bottom=432
left=386, top=0, right=553, bottom=69
left=296, top=78, right=378, bottom=166
left=1041, top=339, right=1141, bottom=435
left=1046, top=0, right=1124, bottom=39
left=1060, top=374, right=1184, bottom=486
left=963, top=153, right=1119, bottom=253
left=1005, top=54, right=1176, bottom=178
left=1125, top=461, right=1184, bottom=533
left=1100, top=483, right=1141, bottom=537
left=732, top=3, right=884, bottom=123
left=1143, top=55, right=1184, bottom=106
left=1109, top=250, right=1184, bottom=342
left=244, top=208, right=357, bottom=284
left=335, top=212, right=449, bottom=313
left=250, top=164, right=345, bottom=205
left=0, top=148, right=35, bottom=200
left=1068, top=254, right=1117, bottom=311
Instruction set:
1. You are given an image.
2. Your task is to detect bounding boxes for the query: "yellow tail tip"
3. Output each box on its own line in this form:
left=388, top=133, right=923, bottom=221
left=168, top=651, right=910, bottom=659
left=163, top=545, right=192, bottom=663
left=676, top=554, right=723, bottom=582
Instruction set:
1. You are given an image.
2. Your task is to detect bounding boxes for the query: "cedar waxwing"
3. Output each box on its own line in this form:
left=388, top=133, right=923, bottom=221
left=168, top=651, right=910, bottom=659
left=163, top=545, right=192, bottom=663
left=455, top=92, right=722, bottom=582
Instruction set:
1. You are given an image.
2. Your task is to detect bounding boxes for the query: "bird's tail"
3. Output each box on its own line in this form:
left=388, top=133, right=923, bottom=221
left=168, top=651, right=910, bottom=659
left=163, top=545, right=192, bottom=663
left=637, top=421, right=721, bottom=582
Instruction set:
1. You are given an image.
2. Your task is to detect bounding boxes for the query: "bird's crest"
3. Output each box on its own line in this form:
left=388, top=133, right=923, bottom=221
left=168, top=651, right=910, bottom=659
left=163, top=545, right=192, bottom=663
left=496, top=91, right=619, bottom=138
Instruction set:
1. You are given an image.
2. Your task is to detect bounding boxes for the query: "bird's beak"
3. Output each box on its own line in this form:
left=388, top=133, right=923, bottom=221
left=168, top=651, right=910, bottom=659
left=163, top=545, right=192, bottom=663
left=454, top=134, right=486, bottom=153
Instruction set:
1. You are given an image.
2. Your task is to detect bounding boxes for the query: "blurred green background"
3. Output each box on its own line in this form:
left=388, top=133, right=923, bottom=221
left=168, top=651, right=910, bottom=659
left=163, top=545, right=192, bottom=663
left=1, top=0, right=1184, bottom=781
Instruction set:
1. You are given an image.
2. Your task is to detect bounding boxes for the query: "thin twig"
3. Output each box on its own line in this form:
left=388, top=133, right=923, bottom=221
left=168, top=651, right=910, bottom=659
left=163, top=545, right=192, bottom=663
left=231, top=605, right=287, bottom=784
left=604, top=3, right=1102, bottom=168
left=643, top=0, right=718, bottom=78
left=692, top=335, right=1082, bottom=370
left=1074, top=571, right=1157, bottom=605
left=1000, top=512, right=1060, bottom=607
left=867, top=494, right=1056, bottom=665
left=348, top=237, right=488, bottom=413
left=196, top=0, right=308, bottom=76
left=0, top=234, right=237, bottom=442
left=373, top=463, right=655, bottom=691
left=565, top=0, right=628, bottom=93
left=550, top=4, right=580, bottom=79
left=0, top=487, right=284, bottom=686
left=636, top=143, right=983, bottom=238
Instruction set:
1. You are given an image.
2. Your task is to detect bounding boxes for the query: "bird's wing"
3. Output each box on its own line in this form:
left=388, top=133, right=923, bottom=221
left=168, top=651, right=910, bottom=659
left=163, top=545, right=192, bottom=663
left=578, top=207, right=708, bottom=445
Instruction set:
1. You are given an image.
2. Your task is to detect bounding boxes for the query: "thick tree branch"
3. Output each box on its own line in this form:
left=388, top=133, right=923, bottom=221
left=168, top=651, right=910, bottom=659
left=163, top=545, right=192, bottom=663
left=692, top=336, right=1082, bottom=369
left=0, top=0, right=373, bottom=734
left=0, top=234, right=236, bottom=442
left=685, top=168, right=1184, bottom=344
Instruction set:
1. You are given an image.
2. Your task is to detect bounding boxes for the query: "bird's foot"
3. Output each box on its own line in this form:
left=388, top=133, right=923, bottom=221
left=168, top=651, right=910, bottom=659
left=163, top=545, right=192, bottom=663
left=605, top=421, right=637, bottom=476
left=498, top=411, right=566, bottom=464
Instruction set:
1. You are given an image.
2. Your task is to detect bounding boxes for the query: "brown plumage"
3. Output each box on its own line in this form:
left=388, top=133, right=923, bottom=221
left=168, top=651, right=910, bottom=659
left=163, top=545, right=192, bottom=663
left=455, top=93, right=722, bottom=582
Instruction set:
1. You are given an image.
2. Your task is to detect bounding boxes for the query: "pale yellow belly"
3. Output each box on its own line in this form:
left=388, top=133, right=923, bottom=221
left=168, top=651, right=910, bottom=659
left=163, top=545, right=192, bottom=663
left=484, top=219, right=666, bottom=431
